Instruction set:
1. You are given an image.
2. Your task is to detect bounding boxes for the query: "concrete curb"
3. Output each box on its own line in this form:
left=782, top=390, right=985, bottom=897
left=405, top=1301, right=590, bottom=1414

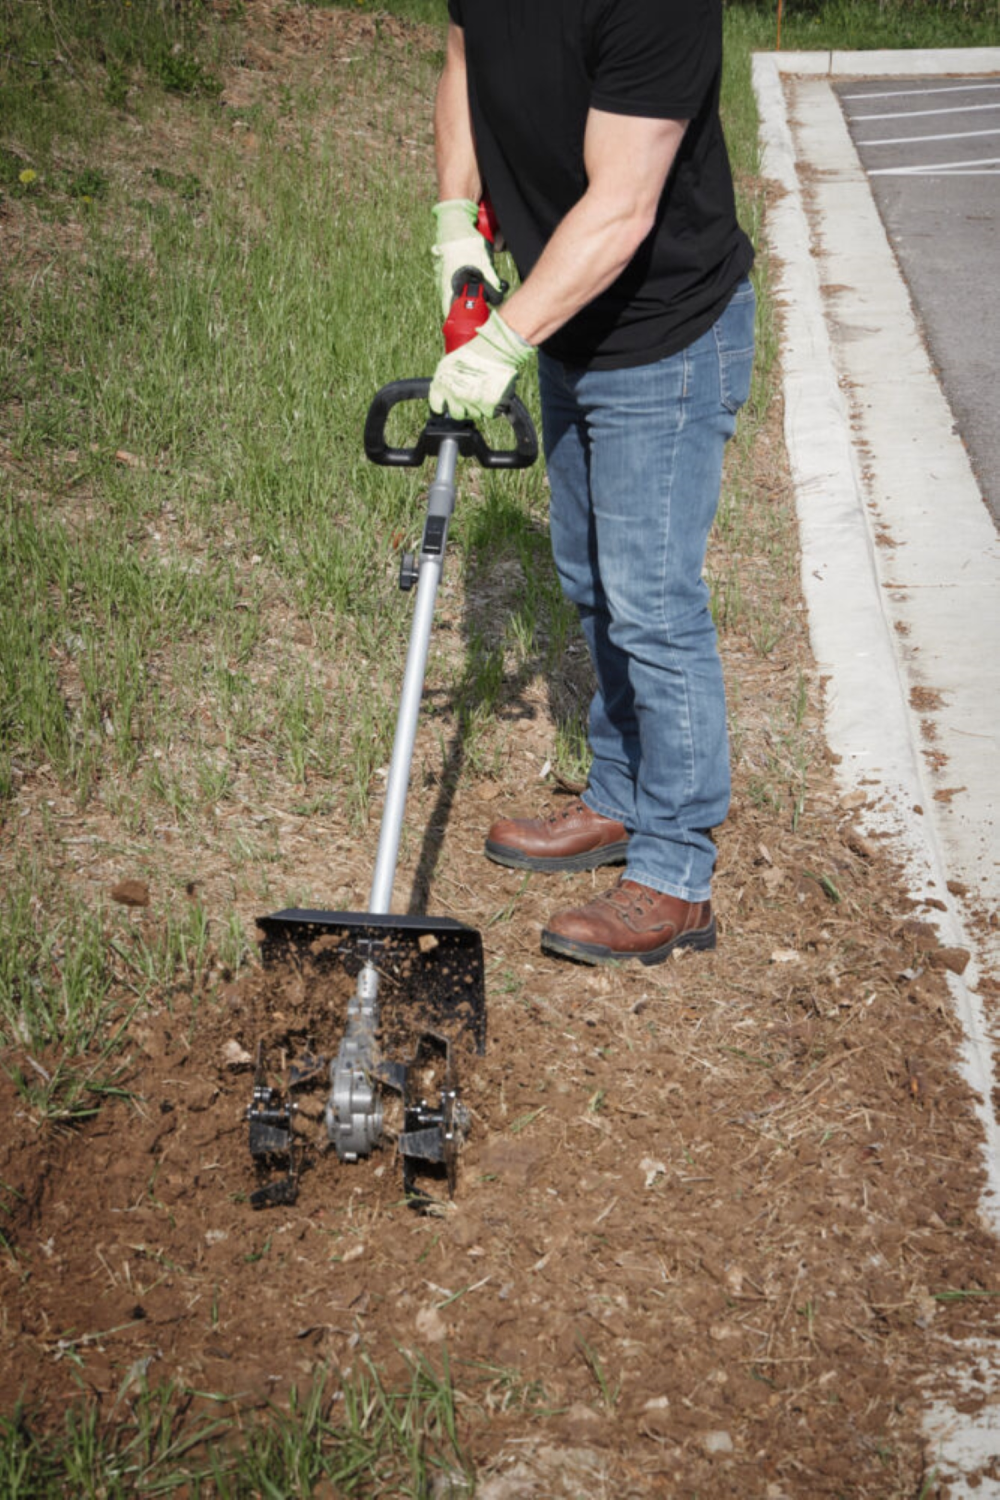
left=768, top=45, right=1000, bottom=76
left=752, top=50, right=1000, bottom=1209
left=754, top=48, right=1000, bottom=1490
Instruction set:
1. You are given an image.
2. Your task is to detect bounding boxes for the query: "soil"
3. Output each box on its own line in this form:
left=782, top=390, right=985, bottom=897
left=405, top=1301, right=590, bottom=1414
left=2, top=5, right=1000, bottom=1498
left=3, top=776, right=1000, bottom=1495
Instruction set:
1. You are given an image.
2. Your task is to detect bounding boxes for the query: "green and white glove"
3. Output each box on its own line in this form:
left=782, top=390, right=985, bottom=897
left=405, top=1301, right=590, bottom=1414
left=429, top=309, right=534, bottom=422
left=431, top=198, right=503, bottom=320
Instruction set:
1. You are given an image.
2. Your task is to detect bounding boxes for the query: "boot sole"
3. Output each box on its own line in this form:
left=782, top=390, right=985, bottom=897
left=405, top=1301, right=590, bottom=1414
left=540, top=918, right=717, bottom=967
left=484, top=838, right=630, bottom=873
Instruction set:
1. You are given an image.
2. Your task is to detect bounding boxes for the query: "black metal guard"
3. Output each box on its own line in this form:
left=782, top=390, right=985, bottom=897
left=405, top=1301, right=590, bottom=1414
left=256, top=909, right=486, bottom=1057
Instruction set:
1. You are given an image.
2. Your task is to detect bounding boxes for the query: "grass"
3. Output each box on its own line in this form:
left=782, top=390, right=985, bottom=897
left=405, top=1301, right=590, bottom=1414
left=0, top=1356, right=476, bottom=1497
left=725, top=0, right=999, bottom=51
left=0, top=0, right=990, bottom=1486
left=575, top=1332, right=621, bottom=1412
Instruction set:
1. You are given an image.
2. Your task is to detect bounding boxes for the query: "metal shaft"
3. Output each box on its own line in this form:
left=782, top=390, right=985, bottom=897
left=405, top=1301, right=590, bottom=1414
left=330, top=436, right=460, bottom=1161
left=368, top=436, right=459, bottom=915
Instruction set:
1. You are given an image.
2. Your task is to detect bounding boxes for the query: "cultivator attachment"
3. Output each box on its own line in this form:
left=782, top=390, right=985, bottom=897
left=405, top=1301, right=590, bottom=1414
left=245, top=910, right=484, bottom=1209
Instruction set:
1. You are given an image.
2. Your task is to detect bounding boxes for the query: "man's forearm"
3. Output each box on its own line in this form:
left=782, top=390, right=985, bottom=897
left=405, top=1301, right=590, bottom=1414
left=435, top=23, right=480, bottom=202
left=500, top=196, right=654, bottom=347
left=501, top=110, right=687, bottom=348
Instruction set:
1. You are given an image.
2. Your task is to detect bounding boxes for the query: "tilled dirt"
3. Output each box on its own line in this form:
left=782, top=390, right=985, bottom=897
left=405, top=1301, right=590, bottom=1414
left=3, top=782, right=1000, bottom=1495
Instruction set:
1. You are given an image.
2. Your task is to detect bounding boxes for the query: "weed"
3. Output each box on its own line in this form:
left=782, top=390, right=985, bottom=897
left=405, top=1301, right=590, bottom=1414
left=148, top=166, right=203, bottom=200
left=575, top=1331, right=621, bottom=1412
left=153, top=46, right=221, bottom=99
left=63, top=167, right=109, bottom=201
left=553, top=707, right=590, bottom=786
left=805, top=870, right=843, bottom=904
left=5, top=1051, right=131, bottom=1125
left=0, top=880, right=115, bottom=1053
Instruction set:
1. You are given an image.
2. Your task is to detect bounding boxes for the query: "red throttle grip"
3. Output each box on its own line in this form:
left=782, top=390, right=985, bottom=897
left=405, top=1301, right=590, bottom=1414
left=442, top=276, right=491, bottom=354
left=476, top=196, right=499, bottom=244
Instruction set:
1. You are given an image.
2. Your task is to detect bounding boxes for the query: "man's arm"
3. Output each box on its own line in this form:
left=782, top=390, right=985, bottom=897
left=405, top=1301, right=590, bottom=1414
left=501, top=108, right=687, bottom=347
left=428, top=42, right=689, bottom=420
left=435, top=23, right=481, bottom=203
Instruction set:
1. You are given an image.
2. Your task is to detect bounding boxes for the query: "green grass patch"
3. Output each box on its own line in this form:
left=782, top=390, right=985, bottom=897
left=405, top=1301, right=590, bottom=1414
left=0, top=1354, right=478, bottom=1497
left=728, top=0, right=1000, bottom=52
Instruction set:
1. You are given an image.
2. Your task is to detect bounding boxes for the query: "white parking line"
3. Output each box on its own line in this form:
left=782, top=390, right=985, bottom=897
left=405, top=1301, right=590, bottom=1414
left=869, top=156, right=1000, bottom=176
left=841, top=83, right=1000, bottom=100
left=854, top=102, right=1000, bottom=121
left=859, top=125, right=1000, bottom=145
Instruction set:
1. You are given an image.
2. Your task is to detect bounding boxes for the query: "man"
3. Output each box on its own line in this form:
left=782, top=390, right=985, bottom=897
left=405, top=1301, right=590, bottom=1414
left=429, top=0, right=755, bottom=967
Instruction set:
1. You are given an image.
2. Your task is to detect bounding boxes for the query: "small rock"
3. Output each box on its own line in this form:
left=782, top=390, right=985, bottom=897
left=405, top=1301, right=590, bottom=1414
left=428, top=1467, right=473, bottom=1499
left=702, top=1430, right=734, bottom=1455
left=639, top=1405, right=674, bottom=1441
left=111, top=879, right=150, bottom=908
left=474, top=1466, right=539, bottom=1500
left=640, top=1157, right=668, bottom=1189
left=415, top=1305, right=447, bottom=1342
left=770, top=948, right=800, bottom=964
left=221, top=1040, right=253, bottom=1069
left=709, top=1322, right=736, bottom=1341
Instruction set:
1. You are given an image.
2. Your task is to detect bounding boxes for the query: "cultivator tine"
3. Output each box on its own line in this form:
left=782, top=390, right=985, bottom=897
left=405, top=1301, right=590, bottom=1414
left=246, top=1043, right=299, bottom=1210
left=396, top=1032, right=467, bottom=1208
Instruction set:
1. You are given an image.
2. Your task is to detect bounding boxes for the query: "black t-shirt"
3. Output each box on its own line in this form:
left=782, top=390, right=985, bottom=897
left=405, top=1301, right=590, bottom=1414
left=447, top=0, right=754, bottom=369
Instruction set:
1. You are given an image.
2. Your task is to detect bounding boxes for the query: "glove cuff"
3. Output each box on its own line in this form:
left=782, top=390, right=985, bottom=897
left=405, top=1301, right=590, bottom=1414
left=432, top=198, right=480, bottom=242
left=486, top=310, right=535, bottom=367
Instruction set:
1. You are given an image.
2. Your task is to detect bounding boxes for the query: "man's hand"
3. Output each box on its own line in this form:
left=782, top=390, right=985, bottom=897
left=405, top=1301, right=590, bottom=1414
left=432, top=199, right=503, bottom=320
left=429, top=309, right=534, bottom=422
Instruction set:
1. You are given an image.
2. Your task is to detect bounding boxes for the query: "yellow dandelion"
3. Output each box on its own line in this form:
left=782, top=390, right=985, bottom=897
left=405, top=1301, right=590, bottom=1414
left=19, top=169, right=37, bottom=185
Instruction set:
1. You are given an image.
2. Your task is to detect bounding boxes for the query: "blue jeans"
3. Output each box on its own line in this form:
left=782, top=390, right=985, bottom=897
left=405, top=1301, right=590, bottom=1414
left=539, top=279, right=756, bottom=903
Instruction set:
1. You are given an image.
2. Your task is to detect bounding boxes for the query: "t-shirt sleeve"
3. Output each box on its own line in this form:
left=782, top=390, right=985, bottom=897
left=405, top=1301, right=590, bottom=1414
left=589, top=0, right=721, bottom=120
left=447, top=0, right=463, bottom=23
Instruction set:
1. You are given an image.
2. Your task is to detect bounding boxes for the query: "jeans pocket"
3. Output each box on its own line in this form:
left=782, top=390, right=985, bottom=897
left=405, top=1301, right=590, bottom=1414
left=716, top=281, right=756, bottom=415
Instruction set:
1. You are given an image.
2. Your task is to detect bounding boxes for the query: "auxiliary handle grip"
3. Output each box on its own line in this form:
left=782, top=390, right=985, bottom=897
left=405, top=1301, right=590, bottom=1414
left=364, top=379, right=537, bottom=470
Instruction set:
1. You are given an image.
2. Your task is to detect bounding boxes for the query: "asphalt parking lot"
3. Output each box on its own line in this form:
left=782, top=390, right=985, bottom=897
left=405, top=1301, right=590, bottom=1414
left=837, top=75, right=1000, bottom=526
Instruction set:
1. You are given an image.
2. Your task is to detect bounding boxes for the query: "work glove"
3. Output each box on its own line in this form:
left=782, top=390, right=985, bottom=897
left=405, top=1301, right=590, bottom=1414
left=429, top=309, right=534, bottom=423
left=431, top=198, right=504, bottom=320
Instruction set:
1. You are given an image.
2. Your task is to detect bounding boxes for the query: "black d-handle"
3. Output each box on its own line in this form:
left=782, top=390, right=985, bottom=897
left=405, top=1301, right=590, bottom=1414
left=364, top=379, right=538, bottom=470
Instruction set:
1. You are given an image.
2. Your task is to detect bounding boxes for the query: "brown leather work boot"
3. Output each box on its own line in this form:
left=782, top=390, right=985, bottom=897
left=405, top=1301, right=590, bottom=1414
left=485, top=798, right=629, bottom=873
left=541, top=878, right=716, bottom=966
